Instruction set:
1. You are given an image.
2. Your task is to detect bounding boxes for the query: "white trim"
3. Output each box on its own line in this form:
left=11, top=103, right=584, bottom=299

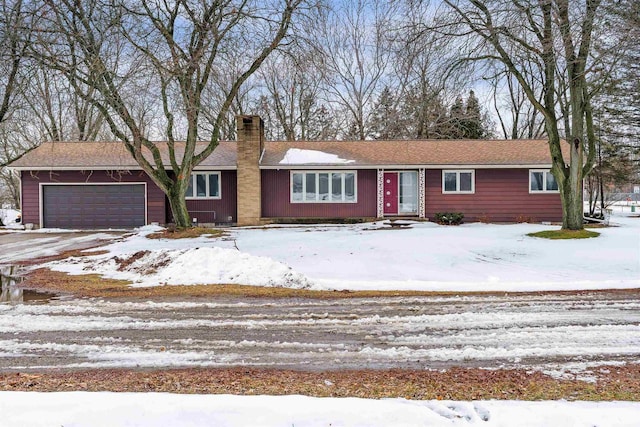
left=290, top=170, right=358, bottom=204
left=185, top=171, right=222, bottom=200
left=10, top=165, right=237, bottom=171
left=418, top=168, right=426, bottom=218
left=259, top=164, right=553, bottom=170
left=39, top=182, right=148, bottom=229
left=442, top=170, right=475, bottom=194
left=529, top=169, right=560, bottom=193
left=376, top=169, right=384, bottom=218
left=18, top=170, right=23, bottom=220
left=11, top=164, right=553, bottom=172
left=193, top=166, right=236, bottom=171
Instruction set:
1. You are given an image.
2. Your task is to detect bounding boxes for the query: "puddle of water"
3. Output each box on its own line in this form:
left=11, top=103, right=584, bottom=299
left=1, top=265, right=57, bottom=304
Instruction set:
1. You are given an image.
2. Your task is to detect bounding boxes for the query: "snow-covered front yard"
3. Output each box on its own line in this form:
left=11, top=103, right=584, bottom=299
left=4, top=210, right=640, bottom=425
left=43, top=211, right=640, bottom=292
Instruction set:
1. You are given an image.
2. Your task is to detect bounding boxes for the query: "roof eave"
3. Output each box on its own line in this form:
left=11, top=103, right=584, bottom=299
left=259, top=163, right=554, bottom=169
left=10, top=165, right=238, bottom=171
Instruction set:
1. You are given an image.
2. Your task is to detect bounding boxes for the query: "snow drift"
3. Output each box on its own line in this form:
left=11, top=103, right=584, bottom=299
left=48, top=247, right=311, bottom=289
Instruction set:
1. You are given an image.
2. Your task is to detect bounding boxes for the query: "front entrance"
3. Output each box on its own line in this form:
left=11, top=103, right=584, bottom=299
left=383, top=171, right=418, bottom=216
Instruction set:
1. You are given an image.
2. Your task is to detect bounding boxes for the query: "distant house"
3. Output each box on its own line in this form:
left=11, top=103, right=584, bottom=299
left=9, top=116, right=563, bottom=229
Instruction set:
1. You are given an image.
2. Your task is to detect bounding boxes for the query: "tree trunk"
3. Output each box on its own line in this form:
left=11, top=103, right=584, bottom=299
left=559, top=174, right=584, bottom=230
left=598, top=173, right=605, bottom=214
left=167, top=186, right=191, bottom=228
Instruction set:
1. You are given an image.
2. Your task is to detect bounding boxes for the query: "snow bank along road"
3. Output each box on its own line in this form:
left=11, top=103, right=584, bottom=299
left=1, top=290, right=639, bottom=376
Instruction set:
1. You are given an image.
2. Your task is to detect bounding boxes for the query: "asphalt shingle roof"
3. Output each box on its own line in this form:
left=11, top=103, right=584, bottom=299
left=10, top=141, right=237, bottom=169
left=9, top=139, right=559, bottom=169
left=262, top=139, right=557, bottom=167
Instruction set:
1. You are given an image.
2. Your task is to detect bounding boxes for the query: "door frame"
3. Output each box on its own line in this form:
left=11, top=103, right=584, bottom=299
left=382, top=170, right=419, bottom=217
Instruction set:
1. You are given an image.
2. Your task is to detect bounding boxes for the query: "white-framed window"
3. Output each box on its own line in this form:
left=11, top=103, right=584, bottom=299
left=529, top=169, right=559, bottom=193
left=186, top=172, right=221, bottom=199
left=291, top=171, right=357, bottom=203
left=442, top=170, right=475, bottom=194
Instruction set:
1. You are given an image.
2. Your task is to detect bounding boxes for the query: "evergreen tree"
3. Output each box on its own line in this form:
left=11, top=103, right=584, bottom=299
left=369, top=87, right=405, bottom=139
left=401, top=83, right=449, bottom=139
left=462, top=90, right=485, bottom=139
left=306, top=105, right=339, bottom=141
left=448, top=95, right=465, bottom=139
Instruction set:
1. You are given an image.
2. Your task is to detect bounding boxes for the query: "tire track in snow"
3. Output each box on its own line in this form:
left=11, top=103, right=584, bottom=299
left=1, top=292, right=639, bottom=375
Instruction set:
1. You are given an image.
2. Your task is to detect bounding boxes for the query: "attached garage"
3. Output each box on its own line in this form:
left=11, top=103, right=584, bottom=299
left=41, top=184, right=146, bottom=229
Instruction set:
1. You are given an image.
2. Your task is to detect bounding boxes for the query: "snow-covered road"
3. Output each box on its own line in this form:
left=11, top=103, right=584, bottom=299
left=2, top=291, right=639, bottom=376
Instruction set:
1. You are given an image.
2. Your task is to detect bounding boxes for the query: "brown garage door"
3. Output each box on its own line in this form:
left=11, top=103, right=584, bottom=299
left=42, top=184, right=146, bottom=229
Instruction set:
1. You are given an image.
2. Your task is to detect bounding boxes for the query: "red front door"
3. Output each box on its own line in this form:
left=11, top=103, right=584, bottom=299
left=383, top=172, right=398, bottom=215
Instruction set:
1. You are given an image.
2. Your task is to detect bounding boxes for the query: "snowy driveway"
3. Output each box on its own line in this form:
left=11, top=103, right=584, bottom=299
left=0, top=231, right=121, bottom=265
left=2, top=290, right=639, bottom=377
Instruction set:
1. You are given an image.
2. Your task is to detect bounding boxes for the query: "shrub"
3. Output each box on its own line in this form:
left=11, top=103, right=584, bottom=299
left=435, top=212, right=464, bottom=225
left=515, top=214, right=536, bottom=223
left=477, top=214, right=491, bottom=224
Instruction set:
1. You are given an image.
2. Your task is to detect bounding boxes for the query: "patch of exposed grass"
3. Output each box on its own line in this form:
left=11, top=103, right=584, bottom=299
left=146, top=227, right=226, bottom=239
left=21, top=268, right=468, bottom=299
left=584, top=223, right=609, bottom=229
left=527, top=229, right=600, bottom=239
left=22, top=268, right=640, bottom=300
left=1, top=366, right=639, bottom=400
left=22, top=268, right=133, bottom=298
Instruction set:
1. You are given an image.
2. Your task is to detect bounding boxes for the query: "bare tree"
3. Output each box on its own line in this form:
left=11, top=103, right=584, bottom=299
left=0, top=0, right=27, bottom=128
left=0, top=0, right=34, bottom=208
left=488, top=65, right=546, bottom=140
left=584, top=0, right=640, bottom=215
left=32, top=0, right=304, bottom=228
left=442, top=0, right=605, bottom=230
left=313, top=0, right=394, bottom=140
left=256, top=48, right=324, bottom=141
left=389, top=0, right=468, bottom=139
left=0, top=0, right=31, bottom=165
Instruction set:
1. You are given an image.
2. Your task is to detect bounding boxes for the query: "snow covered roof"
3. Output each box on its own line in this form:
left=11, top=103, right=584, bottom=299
left=278, top=148, right=356, bottom=165
left=9, top=138, right=561, bottom=170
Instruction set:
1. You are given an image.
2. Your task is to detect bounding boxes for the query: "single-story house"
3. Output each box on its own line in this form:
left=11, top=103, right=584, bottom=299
left=9, top=115, right=563, bottom=228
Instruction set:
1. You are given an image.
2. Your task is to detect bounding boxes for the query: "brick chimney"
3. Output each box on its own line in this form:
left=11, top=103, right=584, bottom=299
left=236, top=115, right=264, bottom=226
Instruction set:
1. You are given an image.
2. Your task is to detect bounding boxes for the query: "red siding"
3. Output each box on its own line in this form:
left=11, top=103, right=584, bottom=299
left=20, top=170, right=166, bottom=226
left=261, top=169, right=377, bottom=218
left=425, top=169, right=562, bottom=222
left=179, top=170, right=237, bottom=224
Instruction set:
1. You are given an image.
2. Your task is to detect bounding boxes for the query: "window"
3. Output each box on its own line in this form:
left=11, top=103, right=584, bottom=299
left=442, top=170, right=475, bottom=193
left=185, top=172, right=221, bottom=199
left=291, top=171, right=357, bottom=203
left=529, top=170, right=558, bottom=193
